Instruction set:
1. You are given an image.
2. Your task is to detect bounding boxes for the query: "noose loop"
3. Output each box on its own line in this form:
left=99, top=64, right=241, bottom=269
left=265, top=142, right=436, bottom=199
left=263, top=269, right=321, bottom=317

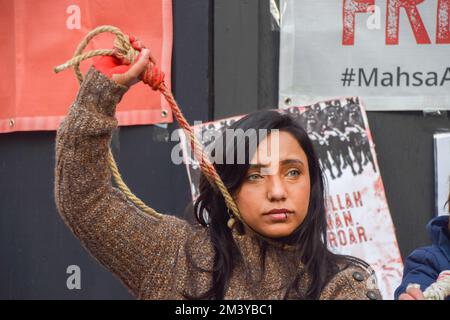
left=54, top=25, right=242, bottom=222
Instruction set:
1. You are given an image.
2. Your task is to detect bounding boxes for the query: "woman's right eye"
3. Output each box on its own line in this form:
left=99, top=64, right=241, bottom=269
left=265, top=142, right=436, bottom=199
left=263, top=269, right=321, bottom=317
left=247, top=173, right=263, bottom=181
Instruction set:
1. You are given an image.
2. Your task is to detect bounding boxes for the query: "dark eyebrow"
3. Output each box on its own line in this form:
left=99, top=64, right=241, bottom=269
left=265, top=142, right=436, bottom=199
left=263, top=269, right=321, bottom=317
left=280, top=159, right=305, bottom=167
left=248, top=159, right=305, bottom=170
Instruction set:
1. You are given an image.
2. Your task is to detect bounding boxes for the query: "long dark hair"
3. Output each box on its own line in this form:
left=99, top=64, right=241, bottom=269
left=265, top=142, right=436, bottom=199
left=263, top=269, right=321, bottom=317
left=187, top=110, right=356, bottom=299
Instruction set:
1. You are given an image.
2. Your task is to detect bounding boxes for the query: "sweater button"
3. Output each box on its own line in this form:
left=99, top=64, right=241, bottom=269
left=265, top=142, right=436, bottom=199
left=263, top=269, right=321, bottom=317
left=366, top=290, right=378, bottom=300
left=352, top=271, right=364, bottom=282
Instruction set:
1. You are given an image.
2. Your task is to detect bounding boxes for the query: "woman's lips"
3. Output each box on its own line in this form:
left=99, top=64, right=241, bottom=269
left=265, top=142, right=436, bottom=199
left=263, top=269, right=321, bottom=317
left=264, top=209, right=293, bottom=222
left=265, top=213, right=289, bottom=221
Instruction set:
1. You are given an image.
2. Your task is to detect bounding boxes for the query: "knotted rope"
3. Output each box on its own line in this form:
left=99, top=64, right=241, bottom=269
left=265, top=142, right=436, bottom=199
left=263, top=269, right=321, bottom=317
left=423, top=270, right=450, bottom=300
left=407, top=270, right=450, bottom=300
left=54, top=25, right=241, bottom=222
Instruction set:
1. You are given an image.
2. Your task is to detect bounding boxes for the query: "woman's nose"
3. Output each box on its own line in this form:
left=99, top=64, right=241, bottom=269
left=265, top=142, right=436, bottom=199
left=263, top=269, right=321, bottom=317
left=267, top=175, right=287, bottom=201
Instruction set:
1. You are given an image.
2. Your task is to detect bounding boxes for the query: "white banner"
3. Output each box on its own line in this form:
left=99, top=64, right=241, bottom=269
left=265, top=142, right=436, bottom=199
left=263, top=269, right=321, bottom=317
left=177, top=98, right=403, bottom=299
left=279, top=0, right=450, bottom=111
left=434, top=132, right=450, bottom=216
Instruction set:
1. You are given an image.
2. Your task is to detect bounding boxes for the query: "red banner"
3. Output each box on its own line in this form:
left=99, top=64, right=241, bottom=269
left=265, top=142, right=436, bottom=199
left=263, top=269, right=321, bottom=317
left=0, top=0, right=173, bottom=133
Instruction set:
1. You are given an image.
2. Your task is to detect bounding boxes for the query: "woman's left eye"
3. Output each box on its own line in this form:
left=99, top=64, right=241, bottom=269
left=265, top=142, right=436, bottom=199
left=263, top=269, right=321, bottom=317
left=286, top=169, right=300, bottom=177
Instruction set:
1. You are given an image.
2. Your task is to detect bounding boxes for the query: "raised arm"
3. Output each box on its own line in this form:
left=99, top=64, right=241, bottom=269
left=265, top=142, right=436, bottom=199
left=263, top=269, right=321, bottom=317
left=54, top=56, right=191, bottom=298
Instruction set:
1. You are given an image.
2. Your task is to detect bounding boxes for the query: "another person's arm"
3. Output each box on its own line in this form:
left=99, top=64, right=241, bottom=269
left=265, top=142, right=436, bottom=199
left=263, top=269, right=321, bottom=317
left=395, top=248, right=441, bottom=300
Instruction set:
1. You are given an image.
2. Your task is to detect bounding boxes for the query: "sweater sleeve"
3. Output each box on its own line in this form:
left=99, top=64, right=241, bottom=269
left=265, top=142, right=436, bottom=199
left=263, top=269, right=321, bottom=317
left=54, top=66, right=190, bottom=298
left=319, top=264, right=382, bottom=300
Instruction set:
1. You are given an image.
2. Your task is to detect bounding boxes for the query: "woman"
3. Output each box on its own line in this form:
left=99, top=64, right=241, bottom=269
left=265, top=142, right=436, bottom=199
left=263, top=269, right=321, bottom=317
left=55, top=49, right=381, bottom=299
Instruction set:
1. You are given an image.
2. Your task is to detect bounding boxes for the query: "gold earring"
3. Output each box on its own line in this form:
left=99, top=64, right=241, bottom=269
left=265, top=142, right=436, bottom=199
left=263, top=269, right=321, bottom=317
left=227, top=217, right=236, bottom=229
left=226, top=208, right=236, bottom=229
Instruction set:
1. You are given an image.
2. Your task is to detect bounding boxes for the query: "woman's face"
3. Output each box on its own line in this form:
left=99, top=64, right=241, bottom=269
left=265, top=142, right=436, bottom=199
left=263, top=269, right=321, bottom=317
left=235, top=131, right=311, bottom=238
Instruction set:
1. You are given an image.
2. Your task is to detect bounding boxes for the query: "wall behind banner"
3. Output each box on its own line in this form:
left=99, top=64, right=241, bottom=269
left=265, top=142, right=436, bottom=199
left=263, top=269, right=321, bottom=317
left=1, top=0, right=449, bottom=300
left=214, top=0, right=450, bottom=260
left=0, top=0, right=212, bottom=299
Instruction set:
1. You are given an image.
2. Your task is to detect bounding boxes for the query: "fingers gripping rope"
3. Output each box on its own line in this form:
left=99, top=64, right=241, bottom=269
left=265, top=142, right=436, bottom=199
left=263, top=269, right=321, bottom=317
left=54, top=25, right=242, bottom=222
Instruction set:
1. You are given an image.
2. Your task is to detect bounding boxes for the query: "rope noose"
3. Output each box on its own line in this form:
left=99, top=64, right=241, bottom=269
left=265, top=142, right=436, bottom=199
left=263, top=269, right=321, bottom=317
left=54, top=25, right=242, bottom=223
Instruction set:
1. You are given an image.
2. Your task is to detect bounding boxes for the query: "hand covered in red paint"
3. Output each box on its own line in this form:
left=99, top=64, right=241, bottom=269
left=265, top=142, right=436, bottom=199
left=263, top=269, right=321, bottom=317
left=93, top=48, right=151, bottom=87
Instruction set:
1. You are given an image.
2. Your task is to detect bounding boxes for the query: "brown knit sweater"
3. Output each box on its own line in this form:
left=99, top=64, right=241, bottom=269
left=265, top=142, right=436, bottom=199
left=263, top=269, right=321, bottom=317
left=54, top=67, right=382, bottom=300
